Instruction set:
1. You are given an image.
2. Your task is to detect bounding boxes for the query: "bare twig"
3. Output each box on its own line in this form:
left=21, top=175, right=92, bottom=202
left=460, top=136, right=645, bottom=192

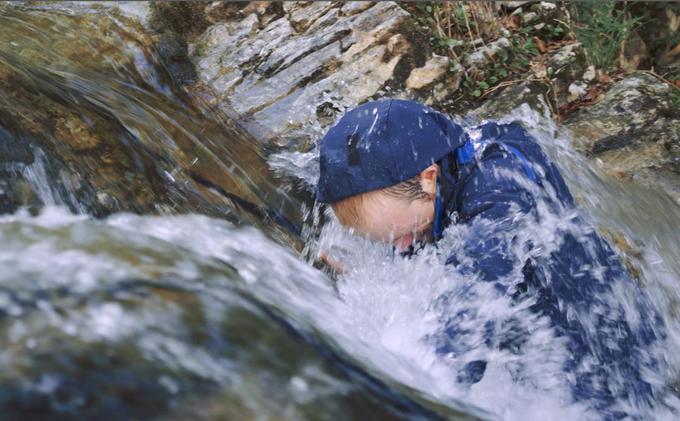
left=470, top=3, right=486, bottom=48
left=638, top=69, right=679, bottom=89
left=446, top=1, right=452, bottom=39
left=480, top=77, right=547, bottom=98
left=460, top=3, right=477, bottom=51
left=434, top=4, right=443, bottom=37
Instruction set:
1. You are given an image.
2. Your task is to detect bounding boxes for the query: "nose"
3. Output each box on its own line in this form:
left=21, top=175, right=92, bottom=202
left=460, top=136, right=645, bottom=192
left=392, top=232, right=414, bottom=252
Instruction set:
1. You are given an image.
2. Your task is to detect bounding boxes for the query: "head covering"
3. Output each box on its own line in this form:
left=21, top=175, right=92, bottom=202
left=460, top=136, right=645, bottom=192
left=316, top=98, right=469, bottom=203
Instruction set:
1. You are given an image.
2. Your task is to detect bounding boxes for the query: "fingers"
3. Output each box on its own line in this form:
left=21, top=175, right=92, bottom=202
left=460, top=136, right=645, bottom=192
left=318, top=251, right=345, bottom=274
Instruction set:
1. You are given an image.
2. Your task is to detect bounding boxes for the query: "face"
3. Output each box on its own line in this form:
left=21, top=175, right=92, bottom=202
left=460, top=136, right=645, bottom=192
left=335, top=190, right=435, bottom=251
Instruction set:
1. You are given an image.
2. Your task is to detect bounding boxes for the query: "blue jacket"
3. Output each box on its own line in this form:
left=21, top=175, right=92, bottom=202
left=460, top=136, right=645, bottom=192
left=430, top=122, right=664, bottom=416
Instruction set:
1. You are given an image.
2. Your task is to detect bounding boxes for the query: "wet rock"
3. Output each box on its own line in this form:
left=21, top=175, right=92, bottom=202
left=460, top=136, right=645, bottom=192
left=156, top=32, right=198, bottom=85
left=191, top=1, right=430, bottom=147
left=564, top=73, right=680, bottom=203
left=0, top=5, right=305, bottom=243
left=54, top=116, right=101, bottom=151
left=0, top=217, right=475, bottom=420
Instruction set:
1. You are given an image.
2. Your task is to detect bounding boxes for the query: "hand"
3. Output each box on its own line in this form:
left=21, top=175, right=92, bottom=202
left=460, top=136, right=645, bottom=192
left=318, top=251, right=345, bottom=275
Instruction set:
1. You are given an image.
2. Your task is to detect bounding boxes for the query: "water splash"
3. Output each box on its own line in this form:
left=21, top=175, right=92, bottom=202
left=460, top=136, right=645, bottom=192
left=290, top=104, right=680, bottom=419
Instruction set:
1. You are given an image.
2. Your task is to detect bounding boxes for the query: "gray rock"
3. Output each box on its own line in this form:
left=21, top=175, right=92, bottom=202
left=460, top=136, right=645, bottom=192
left=582, top=65, right=597, bottom=82
left=564, top=73, right=680, bottom=203
left=464, top=38, right=511, bottom=68
left=286, top=1, right=336, bottom=32
left=500, top=1, right=535, bottom=12
left=191, top=1, right=425, bottom=147
left=405, top=54, right=450, bottom=90
left=567, top=81, right=588, bottom=102
left=468, top=80, right=552, bottom=121
left=546, top=42, right=588, bottom=108
left=340, top=1, right=374, bottom=17
left=230, top=40, right=343, bottom=115
left=536, top=1, right=557, bottom=10
left=522, top=12, right=538, bottom=24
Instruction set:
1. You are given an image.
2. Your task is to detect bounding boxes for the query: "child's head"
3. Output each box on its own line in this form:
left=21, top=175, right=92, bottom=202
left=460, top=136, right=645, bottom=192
left=316, top=98, right=468, bottom=249
left=331, top=164, right=439, bottom=250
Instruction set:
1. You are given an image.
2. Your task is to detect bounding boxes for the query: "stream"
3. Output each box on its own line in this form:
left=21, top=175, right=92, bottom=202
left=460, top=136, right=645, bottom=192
left=1, top=3, right=680, bottom=420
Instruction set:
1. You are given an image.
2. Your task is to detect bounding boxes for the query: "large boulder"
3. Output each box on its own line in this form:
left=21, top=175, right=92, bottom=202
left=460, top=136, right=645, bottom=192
left=563, top=73, right=680, bottom=203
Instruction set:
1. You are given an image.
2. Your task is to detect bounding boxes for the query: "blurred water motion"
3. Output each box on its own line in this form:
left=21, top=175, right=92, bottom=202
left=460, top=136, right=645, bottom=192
left=1, top=2, right=680, bottom=421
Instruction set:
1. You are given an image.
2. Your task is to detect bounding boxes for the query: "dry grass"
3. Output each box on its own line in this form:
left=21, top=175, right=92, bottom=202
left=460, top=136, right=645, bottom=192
left=416, top=1, right=506, bottom=59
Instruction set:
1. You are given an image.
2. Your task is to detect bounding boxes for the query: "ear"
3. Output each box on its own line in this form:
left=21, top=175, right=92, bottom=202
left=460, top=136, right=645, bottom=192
left=418, top=164, right=439, bottom=199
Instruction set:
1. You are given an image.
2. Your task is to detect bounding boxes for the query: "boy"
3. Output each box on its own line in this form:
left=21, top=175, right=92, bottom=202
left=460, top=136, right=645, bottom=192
left=316, top=99, right=664, bottom=416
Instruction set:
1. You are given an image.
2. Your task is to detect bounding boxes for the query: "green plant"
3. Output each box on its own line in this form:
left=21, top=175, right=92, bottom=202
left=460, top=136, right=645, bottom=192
left=670, top=86, right=680, bottom=110
left=572, top=0, right=644, bottom=71
left=544, top=22, right=566, bottom=39
left=402, top=1, right=553, bottom=101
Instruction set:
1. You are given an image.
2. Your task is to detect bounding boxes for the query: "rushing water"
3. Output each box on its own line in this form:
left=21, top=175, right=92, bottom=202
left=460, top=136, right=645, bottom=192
left=2, top=2, right=680, bottom=420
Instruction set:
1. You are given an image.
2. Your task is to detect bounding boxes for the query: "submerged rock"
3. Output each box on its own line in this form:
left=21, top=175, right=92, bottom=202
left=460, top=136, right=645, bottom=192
left=0, top=4, right=304, bottom=245
left=0, top=215, right=476, bottom=420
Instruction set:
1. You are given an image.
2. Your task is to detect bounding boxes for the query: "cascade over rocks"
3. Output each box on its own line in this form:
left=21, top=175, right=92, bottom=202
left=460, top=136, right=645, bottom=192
left=0, top=4, right=679, bottom=419
left=0, top=4, right=305, bottom=244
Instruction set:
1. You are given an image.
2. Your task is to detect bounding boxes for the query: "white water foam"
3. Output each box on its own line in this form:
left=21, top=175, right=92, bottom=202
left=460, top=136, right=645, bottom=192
left=269, top=104, right=680, bottom=419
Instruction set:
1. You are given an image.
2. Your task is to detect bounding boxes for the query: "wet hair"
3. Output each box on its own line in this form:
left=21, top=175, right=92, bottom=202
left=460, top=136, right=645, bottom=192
left=331, top=175, right=428, bottom=227
left=383, top=176, right=430, bottom=202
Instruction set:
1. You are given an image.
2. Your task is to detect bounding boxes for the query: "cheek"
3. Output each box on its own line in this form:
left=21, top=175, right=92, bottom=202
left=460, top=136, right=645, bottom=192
left=382, top=205, right=431, bottom=235
left=359, top=196, right=434, bottom=240
left=398, top=201, right=434, bottom=227
left=360, top=208, right=408, bottom=240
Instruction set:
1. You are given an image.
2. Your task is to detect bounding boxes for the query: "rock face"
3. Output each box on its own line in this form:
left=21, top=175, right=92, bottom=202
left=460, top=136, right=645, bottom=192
left=563, top=73, right=680, bottom=203
left=191, top=1, right=432, bottom=148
